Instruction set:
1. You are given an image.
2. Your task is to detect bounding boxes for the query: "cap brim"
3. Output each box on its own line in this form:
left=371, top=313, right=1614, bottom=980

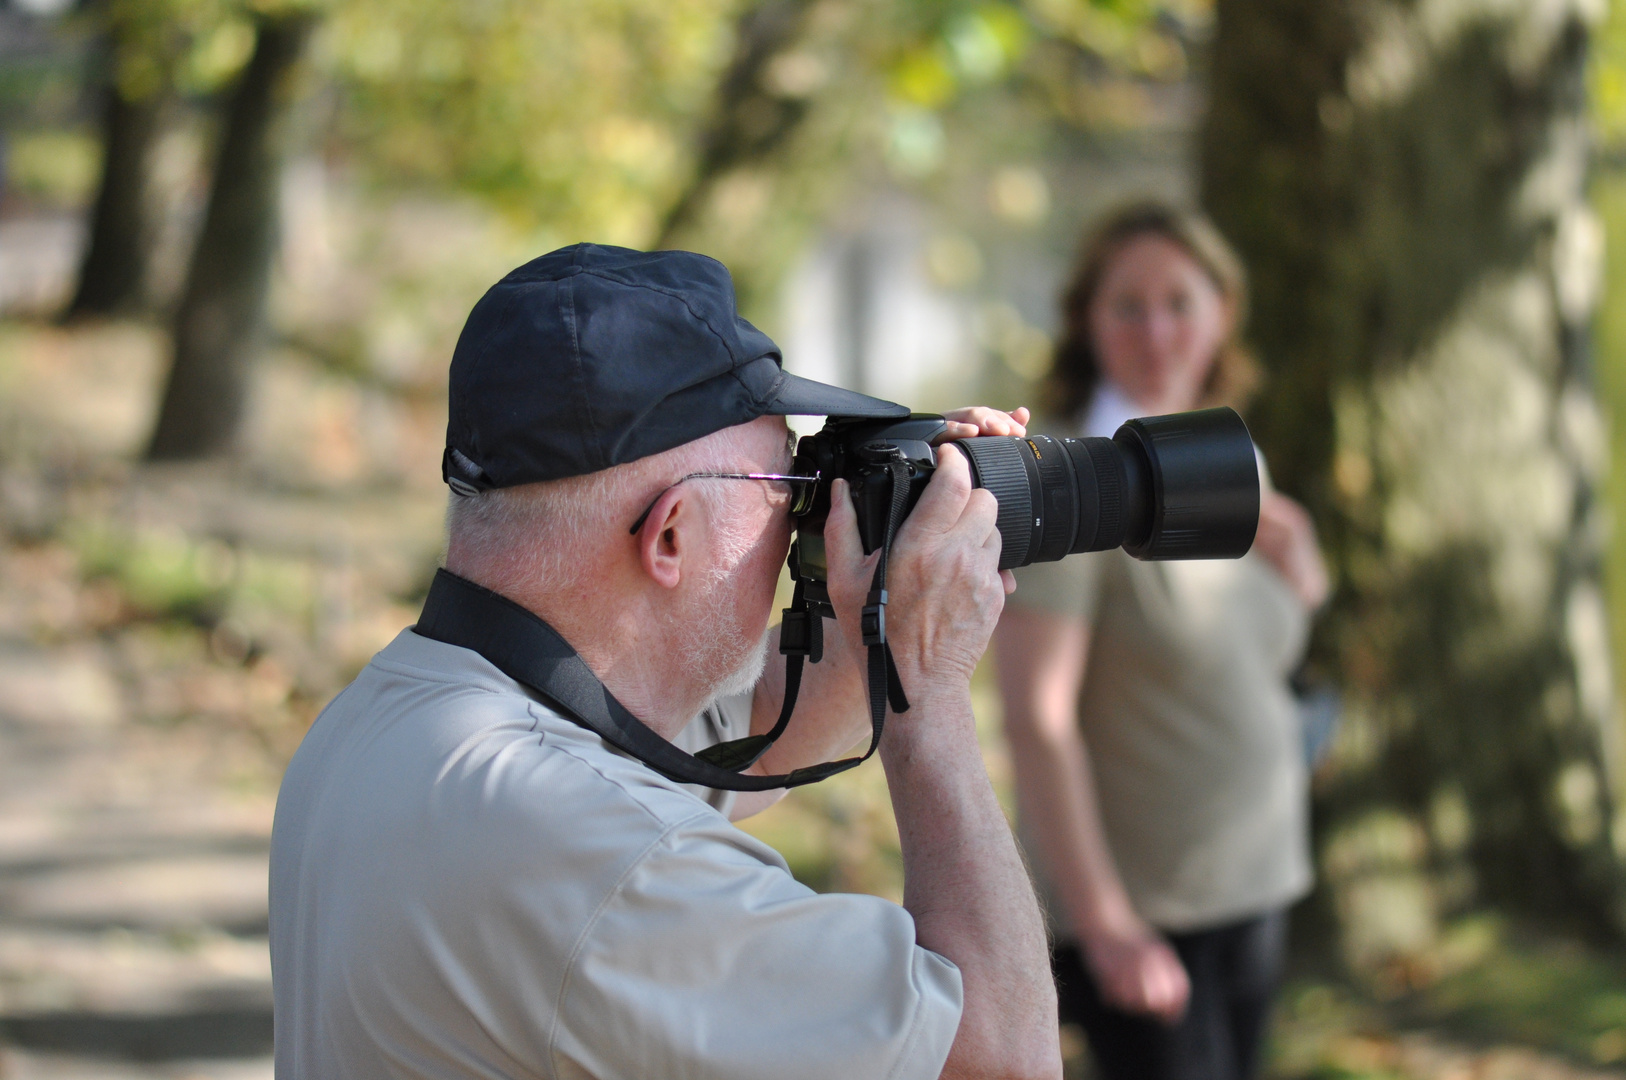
left=761, top=371, right=911, bottom=418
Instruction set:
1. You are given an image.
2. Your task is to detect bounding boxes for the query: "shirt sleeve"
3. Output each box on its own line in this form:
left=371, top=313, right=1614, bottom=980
left=551, top=817, right=964, bottom=1080
left=1007, top=549, right=1108, bottom=624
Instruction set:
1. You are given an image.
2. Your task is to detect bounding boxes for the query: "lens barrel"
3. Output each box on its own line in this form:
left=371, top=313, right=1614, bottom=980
left=959, top=406, right=1260, bottom=570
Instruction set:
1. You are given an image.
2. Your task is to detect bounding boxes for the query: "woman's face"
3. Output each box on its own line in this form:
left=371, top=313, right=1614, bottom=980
left=1087, top=233, right=1232, bottom=414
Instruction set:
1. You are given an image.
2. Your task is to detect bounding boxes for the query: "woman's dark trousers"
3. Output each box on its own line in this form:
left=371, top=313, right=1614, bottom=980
left=1052, top=910, right=1286, bottom=1080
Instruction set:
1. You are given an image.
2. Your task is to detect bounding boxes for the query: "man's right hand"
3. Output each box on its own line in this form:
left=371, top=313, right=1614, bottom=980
left=1082, top=921, right=1190, bottom=1024
left=822, top=443, right=1012, bottom=697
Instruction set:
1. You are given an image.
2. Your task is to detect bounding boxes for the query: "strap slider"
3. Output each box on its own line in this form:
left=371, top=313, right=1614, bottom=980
left=780, top=608, right=812, bottom=656
left=861, top=601, right=886, bottom=647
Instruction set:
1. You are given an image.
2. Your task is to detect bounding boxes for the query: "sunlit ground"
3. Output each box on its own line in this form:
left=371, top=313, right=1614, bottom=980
left=3, top=318, right=1626, bottom=1078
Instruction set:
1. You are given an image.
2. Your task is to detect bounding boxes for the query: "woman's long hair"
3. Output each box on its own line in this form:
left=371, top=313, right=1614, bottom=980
left=1044, top=202, right=1261, bottom=422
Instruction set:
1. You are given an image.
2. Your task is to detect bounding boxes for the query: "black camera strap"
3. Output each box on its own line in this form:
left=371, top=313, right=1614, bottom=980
left=688, top=450, right=913, bottom=780
left=767, top=453, right=913, bottom=765
left=414, top=459, right=913, bottom=792
left=414, top=567, right=900, bottom=792
left=861, top=456, right=914, bottom=737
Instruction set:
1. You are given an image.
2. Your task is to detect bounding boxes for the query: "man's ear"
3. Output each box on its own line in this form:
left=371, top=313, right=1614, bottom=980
left=634, top=486, right=689, bottom=590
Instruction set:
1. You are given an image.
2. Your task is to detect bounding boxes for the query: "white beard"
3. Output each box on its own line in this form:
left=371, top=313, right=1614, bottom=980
left=681, top=498, right=776, bottom=717
left=675, top=560, right=774, bottom=717
left=698, top=628, right=771, bottom=714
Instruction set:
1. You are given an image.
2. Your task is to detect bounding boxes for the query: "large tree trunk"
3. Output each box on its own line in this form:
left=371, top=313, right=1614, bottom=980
left=1202, top=0, right=1622, bottom=965
left=62, top=75, right=164, bottom=321
left=146, top=13, right=315, bottom=461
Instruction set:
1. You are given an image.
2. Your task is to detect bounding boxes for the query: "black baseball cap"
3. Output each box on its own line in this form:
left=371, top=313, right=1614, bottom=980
left=442, top=243, right=908, bottom=493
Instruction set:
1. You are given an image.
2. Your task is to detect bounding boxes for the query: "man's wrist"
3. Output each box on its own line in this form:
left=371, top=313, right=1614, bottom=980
left=878, top=684, right=979, bottom=759
left=889, top=655, right=976, bottom=701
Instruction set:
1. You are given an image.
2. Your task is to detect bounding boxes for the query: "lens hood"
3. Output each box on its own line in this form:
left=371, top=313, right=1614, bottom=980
left=1113, top=407, right=1259, bottom=560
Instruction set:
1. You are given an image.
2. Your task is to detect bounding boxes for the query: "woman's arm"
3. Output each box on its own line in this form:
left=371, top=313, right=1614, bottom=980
left=992, top=606, right=1190, bottom=1023
left=1254, top=491, right=1329, bottom=610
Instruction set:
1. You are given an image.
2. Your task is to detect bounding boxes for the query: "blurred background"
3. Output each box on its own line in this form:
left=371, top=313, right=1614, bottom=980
left=1, top=0, right=1625, bottom=1076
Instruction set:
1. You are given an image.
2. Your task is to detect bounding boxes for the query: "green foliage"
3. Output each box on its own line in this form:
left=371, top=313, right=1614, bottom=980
left=887, top=4, right=1033, bottom=110
left=315, top=0, right=1196, bottom=273
left=325, top=0, right=738, bottom=242
left=76, top=0, right=327, bottom=111
left=70, top=522, right=234, bottom=624
left=6, top=130, right=100, bottom=204
left=1026, top=0, right=1202, bottom=78
left=67, top=520, right=319, bottom=630
left=1270, top=919, right=1626, bottom=1075
left=1593, top=0, right=1626, bottom=156
left=62, top=0, right=1202, bottom=328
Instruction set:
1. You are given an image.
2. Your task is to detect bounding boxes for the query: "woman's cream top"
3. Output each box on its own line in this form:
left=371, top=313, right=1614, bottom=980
left=1005, top=385, right=1313, bottom=934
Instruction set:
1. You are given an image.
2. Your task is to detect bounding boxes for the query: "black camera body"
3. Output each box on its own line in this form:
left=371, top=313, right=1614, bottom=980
left=789, top=407, right=1261, bottom=587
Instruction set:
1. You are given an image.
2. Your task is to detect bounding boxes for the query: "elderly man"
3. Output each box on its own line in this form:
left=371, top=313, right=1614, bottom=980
left=270, top=245, right=1059, bottom=1079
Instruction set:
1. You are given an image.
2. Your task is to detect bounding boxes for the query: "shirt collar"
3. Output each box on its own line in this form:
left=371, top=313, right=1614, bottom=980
left=1078, top=381, right=1139, bottom=438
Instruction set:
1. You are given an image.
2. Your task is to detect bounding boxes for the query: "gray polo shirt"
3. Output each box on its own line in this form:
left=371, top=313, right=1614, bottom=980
left=270, top=629, right=962, bottom=1079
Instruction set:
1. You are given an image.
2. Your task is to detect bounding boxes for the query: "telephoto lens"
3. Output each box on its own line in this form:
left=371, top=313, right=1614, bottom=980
left=957, top=406, right=1260, bottom=569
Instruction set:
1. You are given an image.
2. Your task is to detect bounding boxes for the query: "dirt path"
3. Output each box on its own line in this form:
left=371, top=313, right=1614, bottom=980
left=0, top=317, right=445, bottom=1077
left=0, top=541, right=284, bottom=1077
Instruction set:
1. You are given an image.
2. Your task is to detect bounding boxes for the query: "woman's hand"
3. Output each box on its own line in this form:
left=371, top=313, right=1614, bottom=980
left=1081, top=920, right=1190, bottom=1025
left=1254, top=491, right=1329, bottom=610
left=935, top=406, right=1030, bottom=442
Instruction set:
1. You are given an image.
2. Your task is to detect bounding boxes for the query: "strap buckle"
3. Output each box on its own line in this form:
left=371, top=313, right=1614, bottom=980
left=860, top=589, right=888, bottom=647
left=781, top=608, right=812, bottom=656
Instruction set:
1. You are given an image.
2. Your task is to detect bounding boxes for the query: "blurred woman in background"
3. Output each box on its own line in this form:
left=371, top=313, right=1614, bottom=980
left=993, top=203, right=1329, bottom=1080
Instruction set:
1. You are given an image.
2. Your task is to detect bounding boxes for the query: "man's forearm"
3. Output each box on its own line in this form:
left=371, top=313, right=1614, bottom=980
left=882, top=688, right=1060, bottom=1080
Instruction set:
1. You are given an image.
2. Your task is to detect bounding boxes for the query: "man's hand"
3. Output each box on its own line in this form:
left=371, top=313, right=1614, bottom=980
left=936, top=405, right=1030, bottom=442
left=823, top=444, right=1010, bottom=690
left=1082, top=921, right=1190, bottom=1025
left=817, top=406, right=1030, bottom=686
left=736, top=406, right=1030, bottom=816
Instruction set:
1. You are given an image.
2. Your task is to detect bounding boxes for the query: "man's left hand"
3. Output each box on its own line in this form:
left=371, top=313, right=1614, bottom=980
left=935, top=406, right=1030, bottom=443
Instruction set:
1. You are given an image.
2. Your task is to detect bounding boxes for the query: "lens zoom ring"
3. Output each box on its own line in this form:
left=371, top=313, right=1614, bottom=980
left=1031, top=436, right=1076, bottom=563
left=962, top=439, right=1032, bottom=568
left=1087, top=440, right=1125, bottom=550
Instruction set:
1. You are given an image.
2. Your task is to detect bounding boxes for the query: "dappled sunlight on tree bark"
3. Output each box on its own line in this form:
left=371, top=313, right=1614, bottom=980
left=1204, top=0, right=1621, bottom=970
